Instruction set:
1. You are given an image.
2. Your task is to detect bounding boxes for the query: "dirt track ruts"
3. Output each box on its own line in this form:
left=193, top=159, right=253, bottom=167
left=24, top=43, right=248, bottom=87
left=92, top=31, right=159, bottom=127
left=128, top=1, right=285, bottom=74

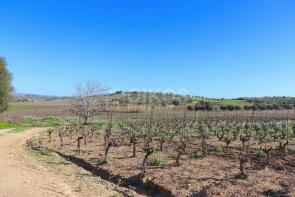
left=0, top=128, right=122, bottom=197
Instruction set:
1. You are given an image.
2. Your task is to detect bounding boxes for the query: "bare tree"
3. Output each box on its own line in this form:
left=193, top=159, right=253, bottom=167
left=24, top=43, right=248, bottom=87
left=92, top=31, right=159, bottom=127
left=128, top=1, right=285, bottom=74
left=70, top=81, right=109, bottom=125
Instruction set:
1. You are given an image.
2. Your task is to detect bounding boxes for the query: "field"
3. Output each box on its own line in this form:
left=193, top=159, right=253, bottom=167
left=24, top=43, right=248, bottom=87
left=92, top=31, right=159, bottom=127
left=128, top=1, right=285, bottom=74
left=28, top=110, right=295, bottom=197
left=0, top=101, right=70, bottom=122
left=2, top=97, right=295, bottom=196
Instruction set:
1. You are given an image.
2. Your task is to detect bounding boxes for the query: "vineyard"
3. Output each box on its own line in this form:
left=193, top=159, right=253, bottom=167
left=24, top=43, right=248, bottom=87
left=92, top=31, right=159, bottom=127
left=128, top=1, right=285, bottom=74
left=30, top=110, right=295, bottom=197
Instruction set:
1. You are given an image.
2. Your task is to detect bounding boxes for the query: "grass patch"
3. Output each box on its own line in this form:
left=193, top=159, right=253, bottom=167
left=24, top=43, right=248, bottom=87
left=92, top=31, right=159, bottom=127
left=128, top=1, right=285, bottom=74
left=0, top=120, right=18, bottom=129
left=192, top=151, right=204, bottom=159
left=214, top=145, right=224, bottom=153
left=288, top=147, right=295, bottom=153
left=9, top=127, right=26, bottom=133
left=192, top=98, right=244, bottom=103
left=149, top=155, right=165, bottom=167
left=255, top=149, right=266, bottom=158
left=169, top=152, right=178, bottom=159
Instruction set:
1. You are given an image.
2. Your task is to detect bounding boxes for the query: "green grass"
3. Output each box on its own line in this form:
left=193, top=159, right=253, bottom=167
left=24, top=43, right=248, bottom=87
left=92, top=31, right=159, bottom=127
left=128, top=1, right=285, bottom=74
left=20, top=117, right=62, bottom=127
left=0, top=116, right=67, bottom=131
left=149, top=155, right=165, bottom=167
left=255, top=149, right=267, bottom=158
left=192, top=98, right=244, bottom=103
left=9, top=127, right=26, bottom=133
left=192, top=151, right=204, bottom=159
left=0, top=120, right=18, bottom=129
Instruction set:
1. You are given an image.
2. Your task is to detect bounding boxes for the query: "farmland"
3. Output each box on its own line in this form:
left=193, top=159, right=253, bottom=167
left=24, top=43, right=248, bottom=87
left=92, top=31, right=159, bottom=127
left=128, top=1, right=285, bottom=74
left=27, top=109, right=295, bottom=197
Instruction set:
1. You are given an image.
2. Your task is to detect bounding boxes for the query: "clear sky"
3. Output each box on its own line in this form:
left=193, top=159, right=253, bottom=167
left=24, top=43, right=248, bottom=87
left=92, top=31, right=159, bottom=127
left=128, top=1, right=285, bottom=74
left=0, top=0, right=295, bottom=98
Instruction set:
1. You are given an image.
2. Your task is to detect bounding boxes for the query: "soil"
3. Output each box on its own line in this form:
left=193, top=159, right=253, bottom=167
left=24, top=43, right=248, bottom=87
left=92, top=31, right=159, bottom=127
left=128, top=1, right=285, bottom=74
left=35, top=130, right=295, bottom=197
left=0, top=128, right=140, bottom=197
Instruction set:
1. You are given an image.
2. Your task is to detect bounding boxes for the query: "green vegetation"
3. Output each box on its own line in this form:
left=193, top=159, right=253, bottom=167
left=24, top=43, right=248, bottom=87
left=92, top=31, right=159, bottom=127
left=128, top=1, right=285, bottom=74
left=192, top=97, right=244, bottom=103
left=0, top=57, right=13, bottom=113
left=288, top=147, right=295, bottom=153
left=0, top=117, right=67, bottom=131
left=20, top=117, right=62, bottom=127
left=149, top=155, right=165, bottom=167
left=192, top=151, right=204, bottom=159
left=0, top=120, right=17, bottom=129
left=255, top=149, right=266, bottom=158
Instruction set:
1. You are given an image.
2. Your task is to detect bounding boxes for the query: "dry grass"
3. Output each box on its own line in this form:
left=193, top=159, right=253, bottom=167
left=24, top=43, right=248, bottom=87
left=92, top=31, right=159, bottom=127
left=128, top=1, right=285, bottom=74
left=0, top=101, right=71, bottom=122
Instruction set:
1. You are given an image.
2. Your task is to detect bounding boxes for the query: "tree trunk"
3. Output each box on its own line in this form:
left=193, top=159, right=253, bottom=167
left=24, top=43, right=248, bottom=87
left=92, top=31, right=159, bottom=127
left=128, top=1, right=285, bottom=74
left=132, top=142, right=136, bottom=157
left=84, top=135, right=87, bottom=145
left=59, top=132, right=63, bottom=147
left=239, top=158, right=246, bottom=176
left=283, top=140, right=289, bottom=156
left=104, top=143, right=111, bottom=163
left=176, top=151, right=182, bottom=165
left=142, top=148, right=154, bottom=174
left=202, top=139, right=207, bottom=156
left=160, top=140, right=165, bottom=151
left=84, top=115, right=89, bottom=125
left=77, top=137, right=83, bottom=155
left=267, top=151, right=271, bottom=165
left=48, top=131, right=53, bottom=143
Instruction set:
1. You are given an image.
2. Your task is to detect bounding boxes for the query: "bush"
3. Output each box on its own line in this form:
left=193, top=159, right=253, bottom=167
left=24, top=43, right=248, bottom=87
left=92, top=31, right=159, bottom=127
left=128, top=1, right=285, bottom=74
left=194, top=102, right=213, bottom=111
left=273, top=104, right=280, bottom=110
left=220, top=105, right=227, bottom=111
left=255, top=149, right=266, bottom=158
left=257, top=104, right=267, bottom=110
left=226, top=105, right=235, bottom=111
left=214, top=145, right=223, bottom=153
left=267, top=105, right=274, bottom=110
left=170, top=152, right=178, bottom=159
left=234, top=105, right=242, bottom=110
left=192, top=151, right=204, bottom=159
left=287, top=147, right=295, bottom=153
left=187, top=105, right=194, bottom=111
left=172, top=99, right=181, bottom=106
left=244, top=105, right=253, bottom=110
left=149, top=155, right=165, bottom=167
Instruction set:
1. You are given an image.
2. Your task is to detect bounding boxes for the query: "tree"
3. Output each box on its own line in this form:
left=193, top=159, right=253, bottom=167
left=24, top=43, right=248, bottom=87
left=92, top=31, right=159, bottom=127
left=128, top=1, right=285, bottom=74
left=0, top=58, right=13, bottom=113
left=70, top=81, right=109, bottom=124
left=187, top=105, right=194, bottom=111
left=172, top=98, right=181, bottom=106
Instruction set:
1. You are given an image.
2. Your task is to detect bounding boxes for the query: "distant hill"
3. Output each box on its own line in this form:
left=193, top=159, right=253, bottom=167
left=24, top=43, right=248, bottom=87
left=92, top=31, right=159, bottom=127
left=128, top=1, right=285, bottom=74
left=12, top=93, right=69, bottom=102
left=11, top=92, right=295, bottom=110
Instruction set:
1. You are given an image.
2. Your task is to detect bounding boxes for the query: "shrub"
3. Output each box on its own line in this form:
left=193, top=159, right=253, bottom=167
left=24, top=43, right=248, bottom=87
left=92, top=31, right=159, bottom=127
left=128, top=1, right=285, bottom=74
left=214, top=145, right=223, bottom=153
left=287, top=147, right=295, bottom=153
left=255, top=149, right=266, bottom=158
left=220, top=105, right=227, bottom=111
left=149, top=155, right=165, bottom=167
left=172, top=99, right=181, bottom=106
left=234, top=105, right=242, bottom=110
left=244, top=105, right=253, bottom=110
left=267, top=105, right=274, bottom=110
left=192, top=151, right=204, bottom=159
left=187, top=105, right=194, bottom=111
left=170, top=152, right=178, bottom=159
left=226, top=105, right=235, bottom=111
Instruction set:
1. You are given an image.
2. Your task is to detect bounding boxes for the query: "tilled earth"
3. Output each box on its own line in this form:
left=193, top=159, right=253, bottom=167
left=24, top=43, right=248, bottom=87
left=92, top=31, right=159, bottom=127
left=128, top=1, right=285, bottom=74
left=0, top=128, right=141, bottom=197
left=36, top=131, right=295, bottom=197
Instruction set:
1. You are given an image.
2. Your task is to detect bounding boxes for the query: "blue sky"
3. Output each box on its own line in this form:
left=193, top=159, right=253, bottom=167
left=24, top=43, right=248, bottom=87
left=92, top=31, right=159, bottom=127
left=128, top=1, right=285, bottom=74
left=0, top=0, right=295, bottom=98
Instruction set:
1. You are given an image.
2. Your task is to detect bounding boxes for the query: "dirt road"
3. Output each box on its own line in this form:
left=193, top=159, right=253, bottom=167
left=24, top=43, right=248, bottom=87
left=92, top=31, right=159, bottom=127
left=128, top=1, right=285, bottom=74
left=0, top=128, right=134, bottom=197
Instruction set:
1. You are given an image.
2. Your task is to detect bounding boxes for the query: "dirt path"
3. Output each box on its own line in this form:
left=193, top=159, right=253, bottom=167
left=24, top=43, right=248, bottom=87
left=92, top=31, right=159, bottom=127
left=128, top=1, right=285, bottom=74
left=0, top=128, right=134, bottom=197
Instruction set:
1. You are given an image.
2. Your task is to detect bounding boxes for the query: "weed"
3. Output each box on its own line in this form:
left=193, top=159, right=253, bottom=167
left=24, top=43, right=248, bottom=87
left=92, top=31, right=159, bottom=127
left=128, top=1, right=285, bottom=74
left=149, top=155, right=165, bottom=167
left=192, top=151, right=204, bottom=159
left=255, top=149, right=266, bottom=158
left=170, top=152, right=178, bottom=159
left=287, top=147, right=295, bottom=153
